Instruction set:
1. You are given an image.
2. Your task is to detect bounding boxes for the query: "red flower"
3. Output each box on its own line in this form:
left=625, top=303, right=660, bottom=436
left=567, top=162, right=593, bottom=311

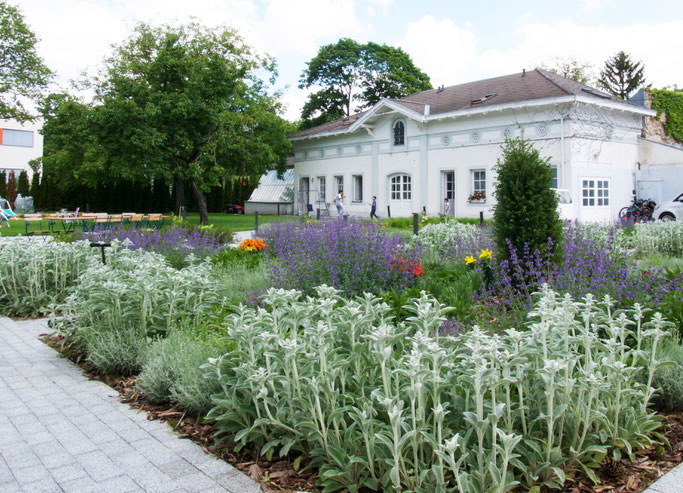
left=412, top=263, right=425, bottom=276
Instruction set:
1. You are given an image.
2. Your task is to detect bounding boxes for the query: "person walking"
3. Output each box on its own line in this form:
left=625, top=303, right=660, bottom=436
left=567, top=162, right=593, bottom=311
left=335, top=190, right=345, bottom=216
left=369, top=196, right=379, bottom=219
left=443, top=198, right=451, bottom=215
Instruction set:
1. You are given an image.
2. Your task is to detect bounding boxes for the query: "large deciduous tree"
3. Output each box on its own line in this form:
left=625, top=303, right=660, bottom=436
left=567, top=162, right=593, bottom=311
left=84, top=22, right=292, bottom=224
left=299, top=38, right=431, bottom=129
left=0, top=1, right=51, bottom=121
left=598, top=51, right=646, bottom=100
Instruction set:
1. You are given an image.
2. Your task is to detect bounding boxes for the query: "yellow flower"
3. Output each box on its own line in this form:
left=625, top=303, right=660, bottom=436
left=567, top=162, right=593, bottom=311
left=465, top=256, right=476, bottom=265
left=479, top=249, right=492, bottom=260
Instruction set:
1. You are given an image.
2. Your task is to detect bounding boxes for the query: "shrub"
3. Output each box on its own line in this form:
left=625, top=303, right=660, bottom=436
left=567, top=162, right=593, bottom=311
left=57, top=247, right=222, bottom=352
left=0, top=240, right=93, bottom=317
left=138, top=329, right=225, bottom=414
left=211, top=245, right=263, bottom=271
left=207, top=285, right=671, bottom=492
left=652, top=335, right=683, bottom=412
left=492, top=136, right=561, bottom=261
left=261, top=217, right=423, bottom=296
left=83, top=324, right=146, bottom=376
left=412, top=222, right=493, bottom=263
left=623, top=221, right=683, bottom=257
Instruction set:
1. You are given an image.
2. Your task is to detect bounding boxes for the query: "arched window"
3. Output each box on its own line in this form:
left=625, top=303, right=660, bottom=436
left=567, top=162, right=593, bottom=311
left=393, top=120, right=405, bottom=146
left=390, top=174, right=412, bottom=200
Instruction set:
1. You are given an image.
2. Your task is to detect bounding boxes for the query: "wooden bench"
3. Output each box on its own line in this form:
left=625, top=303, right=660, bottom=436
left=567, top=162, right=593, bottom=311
left=24, top=214, right=52, bottom=236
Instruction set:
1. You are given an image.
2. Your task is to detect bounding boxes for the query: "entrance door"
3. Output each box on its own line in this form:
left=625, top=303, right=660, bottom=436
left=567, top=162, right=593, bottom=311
left=442, top=171, right=455, bottom=214
left=299, top=177, right=310, bottom=212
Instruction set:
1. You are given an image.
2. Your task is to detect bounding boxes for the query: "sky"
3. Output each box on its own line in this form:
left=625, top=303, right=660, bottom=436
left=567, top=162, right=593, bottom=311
left=15, top=0, right=683, bottom=121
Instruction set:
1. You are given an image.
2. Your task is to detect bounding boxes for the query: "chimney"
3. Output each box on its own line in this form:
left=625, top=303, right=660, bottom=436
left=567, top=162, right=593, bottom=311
left=522, top=68, right=526, bottom=77
left=424, top=104, right=430, bottom=116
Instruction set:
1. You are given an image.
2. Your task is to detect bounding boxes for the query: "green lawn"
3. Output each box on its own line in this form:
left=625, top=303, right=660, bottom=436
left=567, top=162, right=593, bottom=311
left=183, top=212, right=295, bottom=232
left=0, top=219, right=30, bottom=237
left=0, top=213, right=296, bottom=237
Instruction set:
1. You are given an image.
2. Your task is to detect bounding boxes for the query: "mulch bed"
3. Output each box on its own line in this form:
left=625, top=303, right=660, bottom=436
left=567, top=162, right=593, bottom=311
left=41, top=332, right=682, bottom=493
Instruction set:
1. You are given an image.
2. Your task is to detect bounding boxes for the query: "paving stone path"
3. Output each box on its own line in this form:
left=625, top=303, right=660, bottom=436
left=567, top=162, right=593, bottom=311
left=0, top=316, right=262, bottom=493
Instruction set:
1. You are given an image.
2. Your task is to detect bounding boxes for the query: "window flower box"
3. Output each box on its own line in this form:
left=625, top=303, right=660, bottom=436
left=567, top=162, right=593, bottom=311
left=467, top=191, right=486, bottom=203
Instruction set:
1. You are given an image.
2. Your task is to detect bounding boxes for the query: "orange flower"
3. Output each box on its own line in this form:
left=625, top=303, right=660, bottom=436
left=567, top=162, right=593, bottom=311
left=239, top=238, right=267, bottom=252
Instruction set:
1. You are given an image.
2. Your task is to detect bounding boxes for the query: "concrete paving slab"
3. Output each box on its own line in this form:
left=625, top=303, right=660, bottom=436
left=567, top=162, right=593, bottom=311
left=643, top=461, right=683, bottom=493
left=0, top=316, right=263, bottom=493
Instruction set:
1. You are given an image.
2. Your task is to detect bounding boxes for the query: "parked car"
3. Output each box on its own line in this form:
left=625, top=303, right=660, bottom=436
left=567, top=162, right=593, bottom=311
left=652, top=192, right=683, bottom=221
left=225, top=204, right=244, bottom=214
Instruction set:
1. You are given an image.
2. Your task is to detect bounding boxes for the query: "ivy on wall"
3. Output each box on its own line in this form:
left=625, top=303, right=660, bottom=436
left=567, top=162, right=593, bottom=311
left=649, top=88, right=683, bottom=142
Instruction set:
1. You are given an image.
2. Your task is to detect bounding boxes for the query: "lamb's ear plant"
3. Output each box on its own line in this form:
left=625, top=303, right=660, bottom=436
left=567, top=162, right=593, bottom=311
left=0, top=240, right=93, bottom=317
left=55, top=247, right=223, bottom=376
left=206, top=283, right=670, bottom=492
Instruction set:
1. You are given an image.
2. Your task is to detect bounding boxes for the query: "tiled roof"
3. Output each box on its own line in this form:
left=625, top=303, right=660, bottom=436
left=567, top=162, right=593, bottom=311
left=290, top=68, right=630, bottom=139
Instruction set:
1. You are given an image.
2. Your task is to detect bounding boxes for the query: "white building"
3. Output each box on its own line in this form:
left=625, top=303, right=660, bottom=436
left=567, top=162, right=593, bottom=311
left=0, top=118, right=43, bottom=182
left=290, top=69, right=656, bottom=222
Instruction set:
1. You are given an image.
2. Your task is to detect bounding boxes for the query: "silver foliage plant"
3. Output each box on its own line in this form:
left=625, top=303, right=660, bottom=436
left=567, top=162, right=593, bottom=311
left=55, top=244, right=222, bottom=367
left=206, top=285, right=672, bottom=492
left=0, top=240, right=93, bottom=317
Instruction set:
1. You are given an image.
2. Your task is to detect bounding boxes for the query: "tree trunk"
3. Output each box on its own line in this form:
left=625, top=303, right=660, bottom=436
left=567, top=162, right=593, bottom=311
left=174, top=176, right=185, bottom=215
left=190, top=178, right=209, bottom=225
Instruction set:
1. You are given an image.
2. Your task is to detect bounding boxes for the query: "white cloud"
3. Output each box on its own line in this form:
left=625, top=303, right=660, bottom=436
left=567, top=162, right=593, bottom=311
left=397, top=15, right=683, bottom=91
left=254, top=0, right=370, bottom=58
left=580, top=0, right=609, bottom=11
left=396, top=15, right=478, bottom=87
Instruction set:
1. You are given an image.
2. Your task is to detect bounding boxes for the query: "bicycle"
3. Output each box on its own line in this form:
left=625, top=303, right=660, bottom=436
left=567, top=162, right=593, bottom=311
left=619, top=198, right=656, bottom=223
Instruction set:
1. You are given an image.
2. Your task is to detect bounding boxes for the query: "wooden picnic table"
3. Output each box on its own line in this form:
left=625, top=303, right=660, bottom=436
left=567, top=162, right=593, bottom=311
left=24, top=213, right=171, bottom=234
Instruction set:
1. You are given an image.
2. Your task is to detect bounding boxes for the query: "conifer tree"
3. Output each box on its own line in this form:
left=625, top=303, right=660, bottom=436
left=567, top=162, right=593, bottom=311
left=17, top=170, right=30, bottom=196
left=598, top=51, right=646, bottom=100
left=0, top=171, right=6, bottom=199
left=30, top=171, right=40, bottom=205
left=6, top=171, right=17, bottom=207
left=493, top=136, right=561, bottom=261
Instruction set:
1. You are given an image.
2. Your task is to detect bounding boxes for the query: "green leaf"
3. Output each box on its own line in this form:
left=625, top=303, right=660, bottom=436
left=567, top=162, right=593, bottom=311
left=551, top=467, right=566, bottom=485
left=581, top=463, right=601, bottom=484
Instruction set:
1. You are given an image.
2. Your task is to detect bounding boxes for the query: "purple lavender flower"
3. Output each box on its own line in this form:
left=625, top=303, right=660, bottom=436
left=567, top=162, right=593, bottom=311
left=261, top=217, right=423, bottom=296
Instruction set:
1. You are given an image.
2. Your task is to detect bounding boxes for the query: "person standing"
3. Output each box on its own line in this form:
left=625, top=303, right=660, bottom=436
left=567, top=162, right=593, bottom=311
left=443, top=198, right=451, bottom=215
left=369, top=196, right=379, bottom=219
left=335, top=190, right=345, bottom=216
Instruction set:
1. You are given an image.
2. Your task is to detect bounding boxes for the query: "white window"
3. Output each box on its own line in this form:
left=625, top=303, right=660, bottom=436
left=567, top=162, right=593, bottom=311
left=551, top=166, right=558, bottom=189
left=334, top=175, right=344, bottom=196
left=1, top=129, right=33, bottom=147
left=393, top=121, right=405, bottom=146
left=582, top=179, right=610, bottom=207
left=470, top=169, right=486, bottom=201
left=443, top=171, right=455, bottom=200
left=318, top=176, right=326, bottom=202
left=390, top=174, right=411, bottom=200
left=352, top=175, right=363, bottom=202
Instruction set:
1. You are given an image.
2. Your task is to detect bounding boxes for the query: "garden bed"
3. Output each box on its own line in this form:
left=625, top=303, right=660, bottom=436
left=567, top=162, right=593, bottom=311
left=3, top=218, right=680, bottom=492
left=40, top=330, right=683, bottom=493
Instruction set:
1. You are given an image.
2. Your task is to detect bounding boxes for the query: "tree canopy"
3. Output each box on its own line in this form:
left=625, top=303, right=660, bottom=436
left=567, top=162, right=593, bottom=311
left=0, top=1, right=51, bottom=121
left=298, top=38, right=431, bottom=130
left=598, top=51, right=646, bottom=100
left=540, top=57, right=596, bottom=86
left=43, top=22, right=293, bottom=224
